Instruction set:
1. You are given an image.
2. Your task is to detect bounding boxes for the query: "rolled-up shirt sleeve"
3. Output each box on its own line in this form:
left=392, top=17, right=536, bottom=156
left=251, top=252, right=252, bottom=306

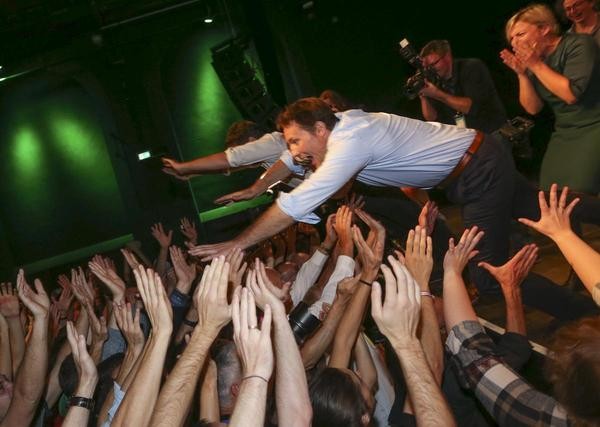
left=277, top=139, right=371, bottom=223
left=224, top=132, right=286, bottom=168
left=279, top=150, right=307, bottom=176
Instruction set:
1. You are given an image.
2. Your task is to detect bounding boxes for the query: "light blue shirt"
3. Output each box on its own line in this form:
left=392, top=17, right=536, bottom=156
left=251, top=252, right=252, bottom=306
left=277, top=109, right=476, bottom=223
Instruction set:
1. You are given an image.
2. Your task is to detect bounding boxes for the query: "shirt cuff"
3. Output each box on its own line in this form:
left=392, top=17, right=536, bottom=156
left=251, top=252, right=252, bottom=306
left=276, top=194, right=321, bottom=224
left=279, top=150, right=306, bottom=176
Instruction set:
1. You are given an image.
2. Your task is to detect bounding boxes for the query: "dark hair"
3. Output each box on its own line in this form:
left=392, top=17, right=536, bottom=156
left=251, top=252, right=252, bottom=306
left=309, top=367, right=368, bottom=427
left=319, top=90, right=354, bottom=112
left=420, top=40, right=452, bottom=58
left=546, top=316, right=600, bottom=424
left=225, top=120, right=265, bottom=148
left=276, top=97, right=339, bottom=132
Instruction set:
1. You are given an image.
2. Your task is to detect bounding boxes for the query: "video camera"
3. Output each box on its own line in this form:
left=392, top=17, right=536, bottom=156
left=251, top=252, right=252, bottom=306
left=399, top=38, right=449, bottom=99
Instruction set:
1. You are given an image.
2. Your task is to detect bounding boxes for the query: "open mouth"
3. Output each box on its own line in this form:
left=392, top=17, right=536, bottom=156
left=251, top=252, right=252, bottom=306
left=293, top=154, right=313, bottom=167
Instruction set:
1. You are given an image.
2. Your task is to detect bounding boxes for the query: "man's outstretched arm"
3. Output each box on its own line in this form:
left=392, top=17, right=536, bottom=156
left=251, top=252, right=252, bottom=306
left=190, top=204, right=295, bottom=261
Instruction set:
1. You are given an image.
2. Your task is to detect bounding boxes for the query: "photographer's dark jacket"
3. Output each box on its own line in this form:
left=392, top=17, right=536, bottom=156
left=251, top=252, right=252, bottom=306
left=429, top=58, right=507, bottom=133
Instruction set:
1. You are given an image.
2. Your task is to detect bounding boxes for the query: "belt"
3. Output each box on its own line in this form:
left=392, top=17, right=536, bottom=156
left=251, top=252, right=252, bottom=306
left=437, top=131, right=485, bottom=189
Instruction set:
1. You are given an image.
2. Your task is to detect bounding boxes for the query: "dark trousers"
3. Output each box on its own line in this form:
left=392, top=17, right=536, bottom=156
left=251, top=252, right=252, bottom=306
left=445, top=134, right=599, bottom=320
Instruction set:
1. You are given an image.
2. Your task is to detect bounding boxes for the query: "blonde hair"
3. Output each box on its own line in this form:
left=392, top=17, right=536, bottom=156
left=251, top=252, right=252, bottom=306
left=505, top=3, right=561, bottom=42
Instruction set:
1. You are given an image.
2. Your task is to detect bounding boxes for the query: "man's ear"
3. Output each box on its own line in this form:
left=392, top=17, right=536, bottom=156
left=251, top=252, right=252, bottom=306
left=314, top=121, right=327, bottom=136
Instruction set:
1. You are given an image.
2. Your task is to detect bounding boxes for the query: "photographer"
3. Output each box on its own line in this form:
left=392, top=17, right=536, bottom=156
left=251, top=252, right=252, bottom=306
left=417, top=40, right=507, bottom=134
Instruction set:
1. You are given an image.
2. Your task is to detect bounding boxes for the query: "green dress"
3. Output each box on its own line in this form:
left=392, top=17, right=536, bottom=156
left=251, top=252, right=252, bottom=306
left=530, top=32, right=600, bottom=194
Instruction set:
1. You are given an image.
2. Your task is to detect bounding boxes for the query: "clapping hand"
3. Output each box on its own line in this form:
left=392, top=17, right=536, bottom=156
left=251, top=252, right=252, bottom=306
left=353, top=209, right=386, bottom=282
left=114, top=302, right=145, bottom=350
left=246, top=258, right=286, bottom=315
left=66, top=321, right=98, bottom=395
left=16, top=270, right=50, bottom=319
left=225, top=247, right=248, bottom=290
left=89, top=255, right=126, bottom=303
left=500, top=49, right=527, bottom=75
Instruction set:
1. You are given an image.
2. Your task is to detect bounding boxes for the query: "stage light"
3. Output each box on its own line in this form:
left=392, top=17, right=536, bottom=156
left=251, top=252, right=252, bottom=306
left=204, top=17, right=213, bottom=23
left=138, top=151, right=151, bottom=160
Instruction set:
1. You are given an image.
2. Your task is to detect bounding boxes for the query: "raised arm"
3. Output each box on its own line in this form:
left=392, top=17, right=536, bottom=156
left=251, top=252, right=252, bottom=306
left=478, top=244, right=538, bottom=335
left=248, top=260, right=312, bottom=427
left=150, top=256, right=232, bottom=427
left=500, top=49, right=544, bottom=114
left=1, top=271, right=50, bottom=427
left=0, top=283, right=24, bottom=379
left=62, top=322, right=98, bottom=427
left=111, top=266, right=173, bottom=427
left=229, top=288, right=273, bottom=427
left=0, top=314, right=10, bottom=380
left=371, top=259, right=456, bottom=427
left=329, top=209, right=385, bottom=369
left=150, top=223, right=173, bottom=280
left=402, top=225, right=443, bottom=383
left=519, top=184, right=600, bottom=303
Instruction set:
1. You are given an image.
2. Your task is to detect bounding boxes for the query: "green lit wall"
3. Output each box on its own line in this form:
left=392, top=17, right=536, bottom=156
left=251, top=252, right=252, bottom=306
left=162, top=27, right=262, bottom=212
left=0, top=77, right=129, bottom=266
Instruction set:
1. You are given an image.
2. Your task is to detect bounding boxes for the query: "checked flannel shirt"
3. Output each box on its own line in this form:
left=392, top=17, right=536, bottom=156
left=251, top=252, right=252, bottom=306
left=446, top=320, right=571, bottom=426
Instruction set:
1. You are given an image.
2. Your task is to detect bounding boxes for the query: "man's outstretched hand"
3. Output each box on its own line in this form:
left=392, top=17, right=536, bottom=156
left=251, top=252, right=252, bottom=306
left=214, top=186, right=260, bottom=205
left=189, top=240, right=244, bottom=262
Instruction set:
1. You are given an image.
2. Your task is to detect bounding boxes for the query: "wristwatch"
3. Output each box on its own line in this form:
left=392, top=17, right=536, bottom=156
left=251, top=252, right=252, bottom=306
left=69, top=396, right=95, bottom=411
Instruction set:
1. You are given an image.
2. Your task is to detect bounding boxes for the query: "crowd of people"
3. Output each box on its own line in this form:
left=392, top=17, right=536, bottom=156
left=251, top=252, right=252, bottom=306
left=3, top=1, right=600, bottom=426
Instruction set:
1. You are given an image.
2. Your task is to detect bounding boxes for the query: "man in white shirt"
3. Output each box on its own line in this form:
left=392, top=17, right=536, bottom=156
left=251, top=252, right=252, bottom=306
left=191, top=97, right=528, bottom=296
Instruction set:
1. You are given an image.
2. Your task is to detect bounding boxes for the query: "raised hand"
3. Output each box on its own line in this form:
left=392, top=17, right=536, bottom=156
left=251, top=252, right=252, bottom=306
left=322, top=213, right=338, bottom=251
left=53, top=282, right=73, bottom=314
left=417, top=201, right=439, bottom=237
left=334, top=205, right=354, bottom=256
left=70, top=268, right=95, bottom=308
left=151, top=223, right=173, bottom=249
left=246, top=259, right=286, bottom=314
left=231, top=287, right=273, bottom=380
left=179, top=217, right=198, bottom=245
left=478, top=244, right=538, bottom=293
left=189, top=240, right=242, bottom=262
left=169, top=245, right=197, bottom=294
left=133, top=265, right=173, bottom=336
left=353, top=209, right=386, bottom=282
left=0, top=282, right=20, bottom=318
left=121, top=248, right=142, bottom=270
left=225, top=247, right=248, bottom=290
left=345, top=192, right=366, bottom=212
left=114, top=302, right=145, bottom=350
left=16, top=270, right=50, bottom=318
left=193, top=256, right=232, bottom=334
left=66, top=321, right=98, bottom=401
left=335, top=275, right=360, bottom=302
left=85, top=304, right=108, bottom=349
left=89, top=258, right=126, bottom=303
left=518, top=184, right=579, bottom=241
left=443, top=226, right=485, bottom=275
left=500, top=49, right=526, bottom=75
left=371, top=257, right=421, bottom=347
left=403, top=225, right=433, bottom=290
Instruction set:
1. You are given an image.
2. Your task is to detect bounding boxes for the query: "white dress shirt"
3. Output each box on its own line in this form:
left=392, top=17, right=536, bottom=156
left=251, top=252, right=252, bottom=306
left=277, top=109, right=476, bottom=223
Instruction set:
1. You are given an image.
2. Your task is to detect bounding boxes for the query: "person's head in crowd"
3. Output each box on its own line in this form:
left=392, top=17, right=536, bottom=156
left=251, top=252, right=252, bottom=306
left=546, top=316, right=600, bottom=424
left=319, top=90, right=353, bottom=113
left=212, top=339, right=242, bottom=416
left=0, top=374, right=13, bottom=419
left=556, top=0, right=599, bottom=28
left=264, top=267, right=284, bottom=288
left=309, top=367, right=373, bottom=427
left=225, top=120, right=266, bottom=149
left=505, top=4, right=562, bottom=52
left=420, top=39, right=454, bottom=80
left=276, top=261, right=299, bottom=283
left=276, top=98, right=339, bottom=169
